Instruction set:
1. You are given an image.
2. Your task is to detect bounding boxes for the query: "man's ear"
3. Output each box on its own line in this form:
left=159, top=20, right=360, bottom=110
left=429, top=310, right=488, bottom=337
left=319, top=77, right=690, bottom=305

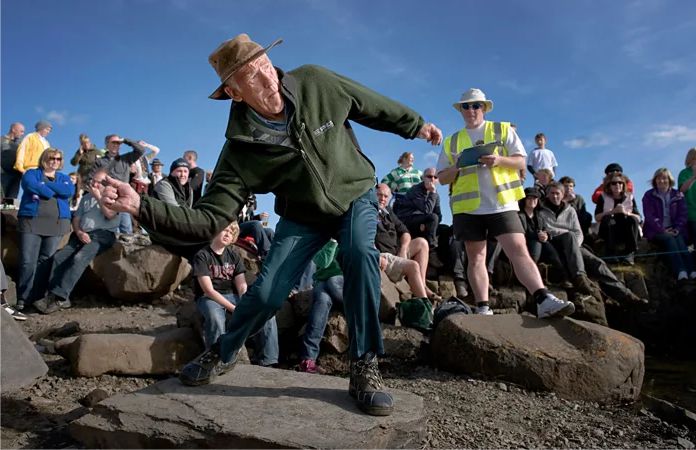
left=224, top=85, right=243, bottom=102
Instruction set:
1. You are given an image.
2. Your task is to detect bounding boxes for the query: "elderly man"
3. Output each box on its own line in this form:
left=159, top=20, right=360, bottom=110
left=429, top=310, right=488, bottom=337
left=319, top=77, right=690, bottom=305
left=376, top=183, right=440, bottom=301
left=14, top=120, right=50, bottom=174
left=393, top=167, right=442, bottom=251
left=1, top=122, right=25, bottom=207
left=437, top=88, right=574, bottom=318
left=101, top=34, right=442, bottom=416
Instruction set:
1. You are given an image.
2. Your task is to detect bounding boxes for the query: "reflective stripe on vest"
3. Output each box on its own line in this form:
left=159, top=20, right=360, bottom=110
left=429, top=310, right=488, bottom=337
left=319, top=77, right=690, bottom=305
left=443, top=121, right=524, bottom=213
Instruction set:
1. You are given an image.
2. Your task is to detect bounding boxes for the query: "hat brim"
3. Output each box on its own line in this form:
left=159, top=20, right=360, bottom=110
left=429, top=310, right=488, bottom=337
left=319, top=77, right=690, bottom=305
left=208, top=38, right=283, bottom=100
left=452, top=100, right=494, bottom=113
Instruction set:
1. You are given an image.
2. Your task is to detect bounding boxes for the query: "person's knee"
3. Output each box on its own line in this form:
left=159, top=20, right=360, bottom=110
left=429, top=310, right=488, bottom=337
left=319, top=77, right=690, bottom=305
left=340, top=240, right=376, bottom=264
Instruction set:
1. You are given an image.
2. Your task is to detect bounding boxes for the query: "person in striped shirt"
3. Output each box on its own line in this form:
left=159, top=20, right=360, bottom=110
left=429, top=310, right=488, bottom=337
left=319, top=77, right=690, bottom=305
left=381, top=152, right=422, bottom=199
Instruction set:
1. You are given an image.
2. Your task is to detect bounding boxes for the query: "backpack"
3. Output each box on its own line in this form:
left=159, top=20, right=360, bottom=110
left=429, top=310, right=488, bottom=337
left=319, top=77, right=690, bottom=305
left=397, top=297, right=433, bottom=332
left=433, top=296, right=472, bottom=329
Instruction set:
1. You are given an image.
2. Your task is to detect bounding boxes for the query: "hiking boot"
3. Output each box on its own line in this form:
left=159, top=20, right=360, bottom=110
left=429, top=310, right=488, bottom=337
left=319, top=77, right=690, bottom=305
left=57, top=298, right=72, bottom=309
left=179, top=341, right=237, bottom=386
left=2, top=303, right=27, bottom=321
left=15, top=300, right=25, bottom=311
left=299, top=359, right=325, bottom=374
left=454, top=279, right=469, bottom=298
left=474, top=304, right=494, bottom=315
left=537, top=293, right=575, bottom=319
left=349, top=352, right=394, bottom=416
left=34, top=294, right=61, bottom=315
left=573, top=274, right=594, bottom=295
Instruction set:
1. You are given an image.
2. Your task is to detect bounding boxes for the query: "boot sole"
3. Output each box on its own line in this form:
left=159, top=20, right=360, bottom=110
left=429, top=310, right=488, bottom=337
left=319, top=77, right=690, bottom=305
left=349, top=386, right=394, bottom=416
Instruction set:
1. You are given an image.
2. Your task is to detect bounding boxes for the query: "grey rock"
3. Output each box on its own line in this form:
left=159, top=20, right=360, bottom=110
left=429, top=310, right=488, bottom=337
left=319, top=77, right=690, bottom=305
left=1, top=309, right=48, bottom=392
left=80, top=388, right=110, bottom=407
left=70, top=365, right=425, bottom=449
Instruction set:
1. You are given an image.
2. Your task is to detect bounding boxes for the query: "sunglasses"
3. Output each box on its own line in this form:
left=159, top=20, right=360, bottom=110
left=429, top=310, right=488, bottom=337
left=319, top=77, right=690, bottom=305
left=48, top=157, right=63, bottom=161
left=610, top=181, right=624, bottom=186
left=109, top=141, right=122, bottom=145
left=425, top=175, right=438, bottom=179
left=460, top=103, right=484, bottom=111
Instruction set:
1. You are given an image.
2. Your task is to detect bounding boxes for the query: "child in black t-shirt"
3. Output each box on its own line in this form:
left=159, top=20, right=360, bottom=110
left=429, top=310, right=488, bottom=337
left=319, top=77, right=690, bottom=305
left=192, top=221, right=278, bottom=366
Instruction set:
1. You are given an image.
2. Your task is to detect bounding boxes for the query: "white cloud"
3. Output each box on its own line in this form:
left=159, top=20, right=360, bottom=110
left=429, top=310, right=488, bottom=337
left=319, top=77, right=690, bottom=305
left=645, top=125, right=696, bottom=146
left=563, top=133, right=611, bottom=149
left=424, top=150, right=438, bottom=165
left=498, top=79, right=532, bottom=95
left=34, top=106, right=88, bottom=126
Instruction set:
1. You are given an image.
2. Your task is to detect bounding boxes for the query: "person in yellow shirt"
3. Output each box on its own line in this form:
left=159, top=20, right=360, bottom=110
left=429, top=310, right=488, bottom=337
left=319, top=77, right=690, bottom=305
left=14, top=120, right=52, bottom=173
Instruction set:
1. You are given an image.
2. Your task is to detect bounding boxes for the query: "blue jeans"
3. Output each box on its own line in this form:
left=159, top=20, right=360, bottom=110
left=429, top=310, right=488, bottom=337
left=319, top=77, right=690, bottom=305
left=219, top=187, right=383, bottom=362
left=651, top=232, right=695, bottom=276
left=48, top=230, right=116, bottom=300
left=196, top=294, right=279, bottom=366
left=17, top=232, right=63, bottom=304
left=118, top=212, right=133, bottom=234
left=300, top=275, right=344, bottom=360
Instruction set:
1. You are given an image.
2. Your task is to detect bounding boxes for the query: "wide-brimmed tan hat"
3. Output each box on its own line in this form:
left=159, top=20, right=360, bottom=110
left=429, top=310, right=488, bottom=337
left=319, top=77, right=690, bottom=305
left=208, top=33, right=283, bottom=100
left=452, top=88, right=494, bottom=113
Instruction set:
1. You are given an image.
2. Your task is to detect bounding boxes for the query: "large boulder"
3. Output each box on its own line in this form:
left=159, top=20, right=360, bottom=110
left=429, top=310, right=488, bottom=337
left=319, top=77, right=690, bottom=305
left=90, top=239, right=191, bottom=301
left=1, top=309, right=48, bottom=392
left=54, top=327, right=203, bottom=377
left=431, top=314, right=644, bottom=403
left=70, top=365, right=425, bottom=449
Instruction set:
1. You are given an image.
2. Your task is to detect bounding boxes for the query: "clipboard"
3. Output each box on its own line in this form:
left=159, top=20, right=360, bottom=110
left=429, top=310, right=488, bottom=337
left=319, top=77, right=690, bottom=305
left=455, top=141, right=502, bottom=168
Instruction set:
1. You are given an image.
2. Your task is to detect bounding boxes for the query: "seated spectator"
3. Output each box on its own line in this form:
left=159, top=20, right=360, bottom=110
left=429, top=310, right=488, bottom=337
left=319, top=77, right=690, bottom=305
left=375, top=184, right=440, bottom=301
left=517, top=187, right=567, bottom=287
left=381, top=152, right=422, bottom=200
left=677, top=147, right=696, bottom=244
left=33, top=168, right=119, bottom=314
left=527, top=132, right=558, bottom=178
left=539, top=183, right=596, bottom=294
left=16, top=148, right=72, bottom=312
left=1, top=260, right=26, bottom=321
left=237, top=193, right=274, bottom=260
left=643, top=168, right=696, bottom=281
left=152, top=158, right=193, bottom=208
left=92, top=135, right=147, bottom=235
left=1, top=122, right=26, bottom=208
left=595, top=173, right=641, bottom=264
left=533, top=168, right=554, bottom=198
left=559, top=176, right=592, bottom=239
left=70, top=133, right=103, bottom=193
left=148, top=158, right=165, bottom=193
left=299, top=239, right=342, bottom=373
left=542, top=183, right=647, bottom=305
left=193, top=221, right=278, bottom=367
left=68, top=171, right=82, bottom=212
left=591, top=163, right=635, bottom=204
left=393, top=167, right=442, bottom=251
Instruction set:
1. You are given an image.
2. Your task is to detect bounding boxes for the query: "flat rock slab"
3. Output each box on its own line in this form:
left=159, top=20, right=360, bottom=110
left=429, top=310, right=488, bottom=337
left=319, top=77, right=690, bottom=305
left=70, top=364, right=424, bottom=449
left=1, top=309, right=48, bottom=392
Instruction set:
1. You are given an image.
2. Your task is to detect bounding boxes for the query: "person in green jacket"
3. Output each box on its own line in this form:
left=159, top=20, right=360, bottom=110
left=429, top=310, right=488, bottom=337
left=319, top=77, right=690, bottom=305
left=101, top=33, right=442, bottom=416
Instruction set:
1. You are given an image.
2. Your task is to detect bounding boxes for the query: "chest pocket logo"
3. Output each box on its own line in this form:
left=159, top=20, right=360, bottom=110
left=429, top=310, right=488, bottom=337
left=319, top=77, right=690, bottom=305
left=313, top=120, right=334, bottom=137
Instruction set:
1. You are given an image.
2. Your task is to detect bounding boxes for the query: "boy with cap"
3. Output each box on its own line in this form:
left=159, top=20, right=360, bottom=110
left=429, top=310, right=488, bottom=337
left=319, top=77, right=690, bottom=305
left=14, top=120, right=51, bottom=173
left=101, top=33, right=442, bottom=416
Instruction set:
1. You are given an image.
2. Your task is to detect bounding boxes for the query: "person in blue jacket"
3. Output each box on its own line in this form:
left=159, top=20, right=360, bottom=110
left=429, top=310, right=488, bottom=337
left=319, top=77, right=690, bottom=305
left=16, top=148, right=73, bottom=312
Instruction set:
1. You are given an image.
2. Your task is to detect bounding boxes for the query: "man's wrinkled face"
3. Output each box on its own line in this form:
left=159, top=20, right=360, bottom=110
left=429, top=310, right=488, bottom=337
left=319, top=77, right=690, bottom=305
left=547, top=187, right=564, bottom=206
left=225, top=55, right=284, bottom=121
left=171, top=167, right=189, bottom=185
left=376, top=186, right=391, bottom=209
left=11, top=124, right=25, bottom=139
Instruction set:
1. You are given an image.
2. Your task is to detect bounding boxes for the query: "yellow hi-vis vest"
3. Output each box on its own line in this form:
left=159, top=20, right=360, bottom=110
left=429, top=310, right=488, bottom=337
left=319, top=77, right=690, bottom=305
left=443, top=121, right=524, bottom=214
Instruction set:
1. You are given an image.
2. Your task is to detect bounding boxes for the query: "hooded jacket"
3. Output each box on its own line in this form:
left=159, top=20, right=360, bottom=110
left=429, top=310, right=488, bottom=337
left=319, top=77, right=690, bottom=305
left=138, top=65, right=424, bottom=245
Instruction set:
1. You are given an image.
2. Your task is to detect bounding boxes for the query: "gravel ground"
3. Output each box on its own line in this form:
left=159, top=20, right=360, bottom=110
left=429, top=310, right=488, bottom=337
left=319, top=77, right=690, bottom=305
left=2, top=299, right=695, bottom=449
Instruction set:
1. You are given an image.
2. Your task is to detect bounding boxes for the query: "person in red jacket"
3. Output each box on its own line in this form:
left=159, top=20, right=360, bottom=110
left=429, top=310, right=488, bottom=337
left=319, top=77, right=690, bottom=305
left=591, top=163, right=634, bottom=203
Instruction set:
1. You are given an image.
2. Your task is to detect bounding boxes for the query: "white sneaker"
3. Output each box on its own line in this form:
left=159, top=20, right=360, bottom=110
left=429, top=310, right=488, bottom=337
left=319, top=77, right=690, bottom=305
left=678, top=271, right=688, bottom=281
left=2, top=303, right=27, bottom=321
left=537, top=294, right=575, bottom=319
left=474, top=304, right=494, bottom=315
left=690, top=271, right=696, bottom=280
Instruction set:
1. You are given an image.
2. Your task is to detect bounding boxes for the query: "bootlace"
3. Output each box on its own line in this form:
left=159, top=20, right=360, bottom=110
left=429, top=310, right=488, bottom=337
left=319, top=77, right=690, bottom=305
left=199, top=348, right=220, bottom=365
left=353, top=356, right=384, bottom=390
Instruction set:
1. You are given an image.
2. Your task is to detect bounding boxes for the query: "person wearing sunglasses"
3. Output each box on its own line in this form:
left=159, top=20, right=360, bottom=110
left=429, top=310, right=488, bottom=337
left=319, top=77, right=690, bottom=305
left=393, top=167, right=442, bottom=255
left=595, top=173, right=641, bottom=264
left=15, top=148, right=73, bottom=313
left=437, top=88, right=575, bottom=319
left=591, top=163, right=635, bottom=204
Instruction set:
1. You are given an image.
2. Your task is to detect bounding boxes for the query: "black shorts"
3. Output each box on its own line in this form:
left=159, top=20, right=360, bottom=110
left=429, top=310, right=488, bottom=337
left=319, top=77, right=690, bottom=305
left=453, top=211, right=523, bottom=242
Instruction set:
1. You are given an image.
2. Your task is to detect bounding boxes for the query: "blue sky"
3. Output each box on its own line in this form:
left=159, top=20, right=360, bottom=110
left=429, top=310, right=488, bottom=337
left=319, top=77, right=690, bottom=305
left=2, top=0, right=694, bottom=227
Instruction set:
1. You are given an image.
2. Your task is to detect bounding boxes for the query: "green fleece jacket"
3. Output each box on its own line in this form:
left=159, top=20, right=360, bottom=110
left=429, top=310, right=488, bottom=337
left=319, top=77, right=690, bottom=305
left=139, top=65, right=424, bottom=245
